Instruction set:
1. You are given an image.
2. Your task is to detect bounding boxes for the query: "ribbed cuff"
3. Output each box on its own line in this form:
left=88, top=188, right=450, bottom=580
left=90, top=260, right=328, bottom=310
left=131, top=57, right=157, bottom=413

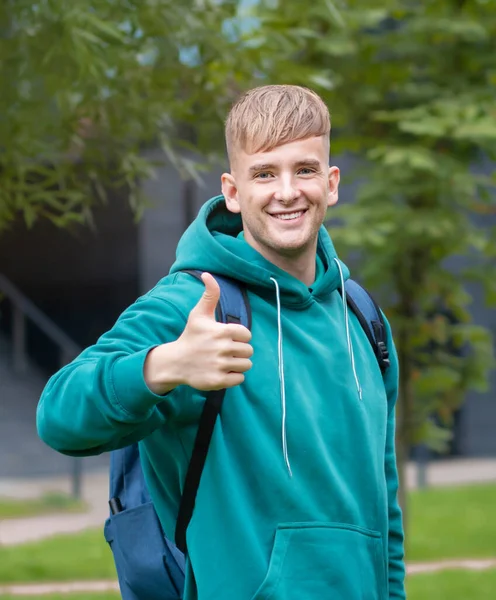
left=111, top=347, right=166, bottom=417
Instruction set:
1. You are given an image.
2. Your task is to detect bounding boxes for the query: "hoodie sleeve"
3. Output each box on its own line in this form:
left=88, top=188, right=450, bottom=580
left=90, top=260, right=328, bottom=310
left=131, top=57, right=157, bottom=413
left=381, top=313, right=406, bottom=599
left=37, top=279, right=192, bottom=456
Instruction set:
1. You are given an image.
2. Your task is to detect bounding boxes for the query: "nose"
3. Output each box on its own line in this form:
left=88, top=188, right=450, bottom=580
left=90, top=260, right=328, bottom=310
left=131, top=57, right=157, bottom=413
left=273, top=174, right=301, bottom=204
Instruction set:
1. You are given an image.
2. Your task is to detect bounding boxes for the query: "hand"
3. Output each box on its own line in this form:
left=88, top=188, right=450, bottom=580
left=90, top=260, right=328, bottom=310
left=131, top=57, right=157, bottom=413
left=144, top=273, right=253, bottom=394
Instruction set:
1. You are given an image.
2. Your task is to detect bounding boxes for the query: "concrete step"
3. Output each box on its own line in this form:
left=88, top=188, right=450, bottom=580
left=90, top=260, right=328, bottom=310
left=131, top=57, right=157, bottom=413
left=0, top=333, right=108, bottom=477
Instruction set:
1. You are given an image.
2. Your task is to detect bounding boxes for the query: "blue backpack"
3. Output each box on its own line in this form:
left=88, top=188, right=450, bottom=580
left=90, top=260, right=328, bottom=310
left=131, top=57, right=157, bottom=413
left=103, top=270, right=390, bottom=600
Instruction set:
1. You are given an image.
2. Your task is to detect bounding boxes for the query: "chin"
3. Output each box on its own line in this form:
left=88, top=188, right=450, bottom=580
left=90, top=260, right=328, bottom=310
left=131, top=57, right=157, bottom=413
left=272, top=240, right=309, bottom=256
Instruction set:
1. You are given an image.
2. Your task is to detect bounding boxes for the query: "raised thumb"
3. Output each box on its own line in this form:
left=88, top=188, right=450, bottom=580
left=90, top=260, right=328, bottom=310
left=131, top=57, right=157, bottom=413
left=192, top=272, right=220, bottom=319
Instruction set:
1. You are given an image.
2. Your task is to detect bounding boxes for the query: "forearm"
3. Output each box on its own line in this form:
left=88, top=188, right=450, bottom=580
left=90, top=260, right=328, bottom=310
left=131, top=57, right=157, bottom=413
left=37, top=292, right=189, bottom=455
left=37, top=348, right=168, bottom=455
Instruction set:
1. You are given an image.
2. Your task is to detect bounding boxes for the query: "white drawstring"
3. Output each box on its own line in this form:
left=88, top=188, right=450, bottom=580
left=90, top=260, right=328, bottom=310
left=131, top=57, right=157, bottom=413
left=269, top=263, right=362, bottom=476
left=334, top=258, right=363, bottom=400
left=270, top=277, right=293, bottom=477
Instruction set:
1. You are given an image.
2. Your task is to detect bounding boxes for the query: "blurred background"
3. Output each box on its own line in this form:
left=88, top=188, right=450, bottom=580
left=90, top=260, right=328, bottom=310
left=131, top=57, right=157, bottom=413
left=0, top=1, right=495, bottom=599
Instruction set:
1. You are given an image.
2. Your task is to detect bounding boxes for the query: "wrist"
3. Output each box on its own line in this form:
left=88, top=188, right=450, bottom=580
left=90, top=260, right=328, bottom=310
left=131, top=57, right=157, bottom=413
left=144, top=341, right=186, bottom=395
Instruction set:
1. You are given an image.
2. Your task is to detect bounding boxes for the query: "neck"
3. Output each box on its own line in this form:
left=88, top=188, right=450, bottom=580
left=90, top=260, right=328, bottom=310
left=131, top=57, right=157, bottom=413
left=272, top=254, right=316, bottom=287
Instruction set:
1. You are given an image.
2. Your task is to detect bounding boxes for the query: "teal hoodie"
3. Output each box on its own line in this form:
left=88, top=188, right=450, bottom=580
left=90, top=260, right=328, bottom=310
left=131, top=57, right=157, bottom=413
left=37, top=196, right=405, bottom=600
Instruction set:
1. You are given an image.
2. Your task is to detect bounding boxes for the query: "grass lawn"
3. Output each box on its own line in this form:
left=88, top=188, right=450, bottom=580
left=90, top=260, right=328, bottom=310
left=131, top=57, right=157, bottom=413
left=407, top=569, right=496, bottom=599
left=407, top=483, right=496, bottom=561
left=0, top=483, right=494, bottom=585
left=0, top=529, right=115, bottom=583
left=0, top=493, right=87, bottom=520
left=0, top=595, right=119, bottom=600
left=1, top=571, right=496, bottom=600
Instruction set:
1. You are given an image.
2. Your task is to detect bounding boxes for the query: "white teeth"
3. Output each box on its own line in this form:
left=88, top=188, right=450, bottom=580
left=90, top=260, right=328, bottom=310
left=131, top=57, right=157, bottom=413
left=274, top=211, right=303, bottom=221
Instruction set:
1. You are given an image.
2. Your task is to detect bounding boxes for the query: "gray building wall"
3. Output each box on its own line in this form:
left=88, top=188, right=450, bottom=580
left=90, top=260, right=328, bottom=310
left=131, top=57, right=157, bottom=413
left=0, top=187, right=140, bottom=351
left=460, top=280, right=496, bottom=456
left=138, top=150, right=229, bottom=292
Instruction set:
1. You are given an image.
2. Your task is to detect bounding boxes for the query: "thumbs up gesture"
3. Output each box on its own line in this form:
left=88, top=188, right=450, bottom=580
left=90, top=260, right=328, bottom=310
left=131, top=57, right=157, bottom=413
left=144, top=273, right=253, bottom=395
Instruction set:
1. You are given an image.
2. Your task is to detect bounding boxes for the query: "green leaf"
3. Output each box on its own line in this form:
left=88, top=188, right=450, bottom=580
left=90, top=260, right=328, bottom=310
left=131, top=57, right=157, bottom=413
left=324, top=0, right=346, bottom=28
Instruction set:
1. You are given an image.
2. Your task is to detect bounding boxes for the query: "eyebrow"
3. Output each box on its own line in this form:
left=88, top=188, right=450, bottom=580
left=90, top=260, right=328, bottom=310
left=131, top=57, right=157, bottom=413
left=248, top=158, right=322, bottom=174
left=248, top=163, right=277, bottom=174
left=294, top=158, right=322, bottom=169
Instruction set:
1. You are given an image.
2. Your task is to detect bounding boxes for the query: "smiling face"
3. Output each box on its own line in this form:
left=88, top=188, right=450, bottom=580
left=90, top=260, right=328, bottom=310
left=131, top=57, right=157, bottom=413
left=221, top=135, right=340, bottom=275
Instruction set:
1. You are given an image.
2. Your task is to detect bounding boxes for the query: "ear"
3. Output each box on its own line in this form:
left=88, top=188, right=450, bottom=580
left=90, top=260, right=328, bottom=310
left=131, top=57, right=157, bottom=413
left=327, top=166, right=340, bottom=207
left=221, top=172, right=241, bottom=214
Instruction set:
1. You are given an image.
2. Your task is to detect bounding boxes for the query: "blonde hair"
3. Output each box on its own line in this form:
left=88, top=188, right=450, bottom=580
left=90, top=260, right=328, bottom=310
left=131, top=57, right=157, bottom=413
left=225, top=85, right=330, bottom=163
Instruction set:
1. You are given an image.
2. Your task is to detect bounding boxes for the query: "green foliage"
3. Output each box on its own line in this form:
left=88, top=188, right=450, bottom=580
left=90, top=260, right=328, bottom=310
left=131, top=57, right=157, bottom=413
left=0, top=0, right=264, bottom=229
left=256, top=0, right=496, bottom=456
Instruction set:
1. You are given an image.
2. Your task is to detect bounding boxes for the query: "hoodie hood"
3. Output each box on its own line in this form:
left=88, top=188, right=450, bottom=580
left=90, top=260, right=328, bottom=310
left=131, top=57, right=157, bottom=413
left=170, top=195, right=350, bottom=307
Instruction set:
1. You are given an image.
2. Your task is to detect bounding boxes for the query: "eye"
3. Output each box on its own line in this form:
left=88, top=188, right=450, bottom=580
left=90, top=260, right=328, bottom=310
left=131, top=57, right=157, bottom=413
left=255, top=171, right=273, bottom=180
left=298, top=167, right=316, bottom=175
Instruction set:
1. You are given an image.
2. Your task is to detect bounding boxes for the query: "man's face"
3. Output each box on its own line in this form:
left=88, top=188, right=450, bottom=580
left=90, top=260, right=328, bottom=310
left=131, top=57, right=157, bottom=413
left=221, top=136, right=340, bottom=263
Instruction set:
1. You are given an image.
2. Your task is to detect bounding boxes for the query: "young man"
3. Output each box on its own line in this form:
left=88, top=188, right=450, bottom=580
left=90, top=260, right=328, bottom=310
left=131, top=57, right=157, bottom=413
left=37, top=85, right=405, bottom=599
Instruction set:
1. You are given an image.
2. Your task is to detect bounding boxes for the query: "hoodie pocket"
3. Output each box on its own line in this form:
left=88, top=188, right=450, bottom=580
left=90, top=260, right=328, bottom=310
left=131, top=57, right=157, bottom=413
left=250, top=522, right=387, bottom=600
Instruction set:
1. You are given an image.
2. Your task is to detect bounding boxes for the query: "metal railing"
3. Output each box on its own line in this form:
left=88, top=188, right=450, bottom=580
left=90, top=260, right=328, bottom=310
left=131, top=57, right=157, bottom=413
left=0, top=273, right=83, bottom=498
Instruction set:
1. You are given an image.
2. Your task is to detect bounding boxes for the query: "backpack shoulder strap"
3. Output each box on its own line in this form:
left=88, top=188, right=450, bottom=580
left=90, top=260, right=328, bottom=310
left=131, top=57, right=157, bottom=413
left=175, top=270, right=250, bottom=553
left=344, top=279, right=390, bottom=374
